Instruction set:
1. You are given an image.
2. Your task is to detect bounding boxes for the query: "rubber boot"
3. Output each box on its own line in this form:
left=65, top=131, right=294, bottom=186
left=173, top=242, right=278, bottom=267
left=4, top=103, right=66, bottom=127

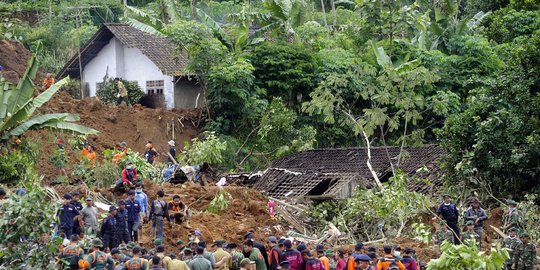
left=183, top=221, right=192, bottom=229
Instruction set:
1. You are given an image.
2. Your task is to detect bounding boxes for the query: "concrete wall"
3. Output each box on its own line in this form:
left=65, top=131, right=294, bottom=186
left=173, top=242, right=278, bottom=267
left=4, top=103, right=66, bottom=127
left=83, top=37, right=175, bottom=109
left=174, top=77, right=204, bottom=109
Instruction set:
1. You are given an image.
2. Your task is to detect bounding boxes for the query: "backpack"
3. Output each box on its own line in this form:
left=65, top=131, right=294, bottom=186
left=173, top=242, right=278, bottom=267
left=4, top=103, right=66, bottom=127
left=231, top=251, right=244, bottom=270
left=153, top=200, right=166, bottom=217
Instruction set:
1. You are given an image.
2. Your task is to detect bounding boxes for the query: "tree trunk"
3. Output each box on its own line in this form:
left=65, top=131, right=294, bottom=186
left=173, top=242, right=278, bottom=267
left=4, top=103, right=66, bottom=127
left=320, top=0, right=328, bottom=29
left=331, top=0, right=337, bottom=26
left=190, top=0, right=198, bottom=20
left=123, top=0, right=127, bottom=17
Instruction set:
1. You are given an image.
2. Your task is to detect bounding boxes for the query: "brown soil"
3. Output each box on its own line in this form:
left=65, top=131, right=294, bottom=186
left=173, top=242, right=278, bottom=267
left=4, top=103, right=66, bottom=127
left=30, top=91, right=202, bottom=182
left=0, top=40, right=36, bottom=84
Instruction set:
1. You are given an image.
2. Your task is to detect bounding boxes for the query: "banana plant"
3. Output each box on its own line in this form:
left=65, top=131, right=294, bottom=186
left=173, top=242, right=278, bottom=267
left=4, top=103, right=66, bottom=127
left=0, top=55, right=99, bottom=142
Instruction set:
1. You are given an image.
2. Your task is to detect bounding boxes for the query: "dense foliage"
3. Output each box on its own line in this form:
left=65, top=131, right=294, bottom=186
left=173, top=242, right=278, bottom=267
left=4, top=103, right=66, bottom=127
left=96, top=77, right=146, bottom=105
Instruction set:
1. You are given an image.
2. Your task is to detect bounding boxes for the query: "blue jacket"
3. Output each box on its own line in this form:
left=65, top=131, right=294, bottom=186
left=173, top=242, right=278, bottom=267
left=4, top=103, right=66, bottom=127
left=115, top=209, right=129, bottom=229
left=135, top=192, right=149, bottom=214
left=101, top=215, right=116, bottom=236
left=125, top=199, right=141, bottom=222
left=58, top=204, right=79, bottom=229
left=436, top=203, right=459, bottom=223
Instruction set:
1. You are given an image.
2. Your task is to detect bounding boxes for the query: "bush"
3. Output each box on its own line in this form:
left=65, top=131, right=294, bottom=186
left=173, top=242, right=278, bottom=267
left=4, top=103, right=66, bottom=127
left=96, top=78, right=145, bottom=105
left=427, top=240, right=509, bottom=269
left=0, top=141, right=39, bottom=185
left=178, top=131, right=227, bottom=165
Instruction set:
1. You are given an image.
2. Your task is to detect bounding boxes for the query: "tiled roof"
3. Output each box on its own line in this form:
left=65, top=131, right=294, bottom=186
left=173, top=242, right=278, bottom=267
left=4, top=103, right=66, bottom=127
left=58, top=23, right=187, bottom=79
left=252, top=145, right=446, bottom=198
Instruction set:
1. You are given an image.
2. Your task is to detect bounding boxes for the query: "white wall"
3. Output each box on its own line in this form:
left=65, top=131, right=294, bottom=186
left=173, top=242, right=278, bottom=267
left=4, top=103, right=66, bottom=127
left=83, top=37, right=175, bottom=109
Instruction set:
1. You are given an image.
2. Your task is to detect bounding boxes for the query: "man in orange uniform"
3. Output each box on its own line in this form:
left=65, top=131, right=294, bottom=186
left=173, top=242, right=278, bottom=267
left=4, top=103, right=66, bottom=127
left=377, top=246, right=405, bottom=270
left=43, top=73, right=55, bottom=90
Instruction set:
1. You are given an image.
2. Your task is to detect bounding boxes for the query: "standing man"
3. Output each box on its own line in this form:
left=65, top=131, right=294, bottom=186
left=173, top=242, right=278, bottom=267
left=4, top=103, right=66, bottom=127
left=125, top=191, right=142, bottom=243
left=144, top=141, right=159, bottom=165
left=115, top=78, right=129, bottom=105
left=227, top=243, right=245, bottom=270
left=61, top=235, right=85, bottom=270
left=116, top=200, right=131, bottom=245
left=354, top=254, right=373, bottom=270
left=85, top=239, right=115, bottom=270
left=189, top=246, right=213, bottom=270
left=244, top=232, right=269, bottom=270
left=347, top=243, right=365, bottom=270
left=316, top=245, right=329, bottom=270
left=267, top=236, right=282, bottom=270
left=434, top=194, right=460, bottom=244
left=503, top=200, right=523, bottom=232
left=243, top=240, right=267, bottom=270
left=123, top=247, right=149, bottom=270
left=81, top=197, right=98, bottom=237
left=214, top=240, right=232, bottom=270
left=463, top=198, right=488, bottom=246
left=502, top=227, right=522, bottom=270
left=512, top=232, right=537, bottom=270
left=302, top=250, right=324, bottom=270
left=149, top=190, right=170, bottom=240
left=71, top=191, right=84, bottom=237
left=282, top=240, right=302, bottom=270
left=461, top=221, right=480, bottom=245
left=134, top=183, right=149, bottom=241
left=168, top=195, right=191, bottom=228
left=101, top=206, right=118, bottom=252
left=58, top=193, right=80, bottom=239
left=167, top=140, right=177, bottom=164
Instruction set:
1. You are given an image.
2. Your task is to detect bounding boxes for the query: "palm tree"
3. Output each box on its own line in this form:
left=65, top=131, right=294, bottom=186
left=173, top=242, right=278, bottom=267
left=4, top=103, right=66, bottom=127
left=0, top=55, right=98, bottom=142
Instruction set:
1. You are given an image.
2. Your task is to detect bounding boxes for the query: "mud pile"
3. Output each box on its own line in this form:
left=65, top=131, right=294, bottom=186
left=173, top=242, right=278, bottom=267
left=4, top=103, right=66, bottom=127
left=32, top=91, right=201, bottom=181
left=0, top=40, right=37, bottom=84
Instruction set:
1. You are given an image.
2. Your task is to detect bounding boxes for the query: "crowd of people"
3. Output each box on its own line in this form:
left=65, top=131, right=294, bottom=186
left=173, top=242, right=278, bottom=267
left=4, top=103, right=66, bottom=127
left=45, top=186, right=538, bottom=270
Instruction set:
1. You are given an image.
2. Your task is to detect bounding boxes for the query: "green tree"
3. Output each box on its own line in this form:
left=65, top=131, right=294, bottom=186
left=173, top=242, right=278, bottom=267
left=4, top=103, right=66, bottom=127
left=96, top=77, right=145, bottom=105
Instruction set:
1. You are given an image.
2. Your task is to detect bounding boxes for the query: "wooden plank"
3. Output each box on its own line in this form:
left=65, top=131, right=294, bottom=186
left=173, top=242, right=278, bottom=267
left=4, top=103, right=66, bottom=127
left=275, top=206, right=305, bottom=233
left=490, top=225, right=506, bottom=238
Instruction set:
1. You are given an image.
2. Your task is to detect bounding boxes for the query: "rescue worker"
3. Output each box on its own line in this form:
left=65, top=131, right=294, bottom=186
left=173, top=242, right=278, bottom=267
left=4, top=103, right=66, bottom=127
left=134, top=184, right=149, bottom=225
left=168, top=194, right=191, bottom=227
left=267, top=236, right=282, bottom=270
left=464, top=198, right=488, bottom=245
left=176, top=240, right=186, bottom=256
left=149, top=190, right=170, bottom=240
left=435, top=220, right=454, bottom=245
left=81, top=197, right=99, bottom=236
left=354, top=254, right=373, bottom=270
left=400, top=248, right=418, bottom=270
left=316, top=245, right=330, bottom=270
left=189, top=246, right=213, bottom=270
left=503, top=200, right=523, bottom=232
left=85, top=238, right=115, bottom=270
left=61, top=235, right=84, bottom=270
left=58, top=193, right=80, bottom=239
left=434, top=194, right=460, bottom=244
left=101, top=206, right=118, bottom=252
left=153, top=245, right=173, bottom=269
left=243, top=240, right=267, bottom=270
left=150, top=256, right=166, bottom=270
left=125, top=191, right=142, bottom=243
left=42, top=73, right=55, bottom=90
left=144, top=141, right=159, bottom=164
left=302, top=250, right=324, bottom=270
left=280, top=261, right=291, bottom=270
left=123, top=247, right=149, bottom=270
left=213, top=240, right=232, bottom=270
left=70, top=191, right=84, bottom=237
left=113, top=142, right=128, bottom=164
left=282, top=240, right=302, bottom=270
left=503, top=227, right=522, bottom=270
left=167, top=140, right=177, bottom=164
left=228, top=243, right=245, bottom=270
left=170, top=252, right=190, bottom=270
left=244, top=232, right=269, bottom=269
left=347, top=243, right=365, bottom=270
left=115, top=78, right=129, bottom=105
left=115, top=200, right=131, bottom=245
left=183, top=248, right=194, bottom=264
left=121, top=162, right=138, bottom=187
left=199, top=241, right=216, bottom=267
left=377, top=246, right=405, bottom=270
left=461, top=220, right=480, bottom=245
left=512, top=232, right=537, bottom=270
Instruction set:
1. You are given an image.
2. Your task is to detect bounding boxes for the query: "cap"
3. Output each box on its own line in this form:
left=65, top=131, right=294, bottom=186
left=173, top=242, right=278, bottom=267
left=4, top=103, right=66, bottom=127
left=194, top=230, right=203, bottom=236
left=316, top=244, right=324, bottom=252
left=214, top=240, right=226, bottom=246
left=509, top=227, right=519, bottom=232
left=520, top=232, right=529, bottom=238
left=118, top=200, right=125, bottom=205
left=383, top=245, right=392, bottom=253
left=367, top=246, right=376, bottom=253
left=465, top=220, right=474, bottom=226
left=280, top=261, right=291, bottom=268
left=355, top=254, right=371, bottom=262
left=244, top=232, right=254, bottom=239
left=109, top=206, right=117, bottom=212
left=442, top=193, right=451, bottom=198
left=176, top=240, right=184, bottom=245
left=404, top=248, right=414, bottom=254
left=297, top=243, right=307, bottom=251
left=119, top=244, right=127, bottom=250
left=72, top=191, right=80, bottom=196
left=240, top=258, right=252, bottom=267
left=91, top=239, right=103, bottom=247
left=268, top=236, right=278, bottom=243
left=367, top=252, right=377, bottom=259
left=226, top=243, right=238, bottom=249
left=183, top=248, right=193, bottom=253
left=86, top=197, right=93, bottom=201
left=127, top=242, right=136, bottom=249
left=506, top=199, right=517, bottom=206
left=63, top=193, right=72, bottom=200
left=284, top=240, right=292, bottom=249
left=168, top=140, right=175, bottom=146
left=154, top=238, right=163, bottom=246
left=196, top=246, right=205, bottom=253
left=111, top=248, right=120, bottom=254
left=198, top=240, right=207, bottom=248
left=355, top=243, right=364, bottom=251
left=188, top=241, right=198, bottom=246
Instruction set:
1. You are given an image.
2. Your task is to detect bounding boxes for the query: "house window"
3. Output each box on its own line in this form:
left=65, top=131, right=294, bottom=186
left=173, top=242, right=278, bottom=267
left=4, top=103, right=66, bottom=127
left=146, top=80, right=164, bottom=95
left=96, top=82, right=104, bottom=92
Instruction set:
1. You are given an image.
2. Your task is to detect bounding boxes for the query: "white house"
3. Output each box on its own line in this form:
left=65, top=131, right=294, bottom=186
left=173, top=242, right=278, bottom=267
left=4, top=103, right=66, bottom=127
left=58, top=23, right=203, bottom=109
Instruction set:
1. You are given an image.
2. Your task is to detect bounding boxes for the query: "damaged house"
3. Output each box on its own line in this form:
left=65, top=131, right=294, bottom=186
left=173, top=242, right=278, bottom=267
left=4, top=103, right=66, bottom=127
left=249, top=145, right=445, bottom=199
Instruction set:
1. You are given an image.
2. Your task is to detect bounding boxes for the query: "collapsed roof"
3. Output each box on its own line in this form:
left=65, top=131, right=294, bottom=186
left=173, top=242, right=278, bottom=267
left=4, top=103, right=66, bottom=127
left=250, top=145, right=445, bottom=199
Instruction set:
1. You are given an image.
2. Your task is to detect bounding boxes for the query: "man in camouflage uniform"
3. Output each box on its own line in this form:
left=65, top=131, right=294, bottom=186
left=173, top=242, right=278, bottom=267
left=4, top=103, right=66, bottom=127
left=512, top=232, right=537, bottom=270
left=226, top=243, right=245, bottom=270
left=503, top=227, right=522, bottom=270
left=503, top=200, right=523, bottom=232
left=435, top=220, right=454, bottom=245
left=461, top=220, right=480, bottom=246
